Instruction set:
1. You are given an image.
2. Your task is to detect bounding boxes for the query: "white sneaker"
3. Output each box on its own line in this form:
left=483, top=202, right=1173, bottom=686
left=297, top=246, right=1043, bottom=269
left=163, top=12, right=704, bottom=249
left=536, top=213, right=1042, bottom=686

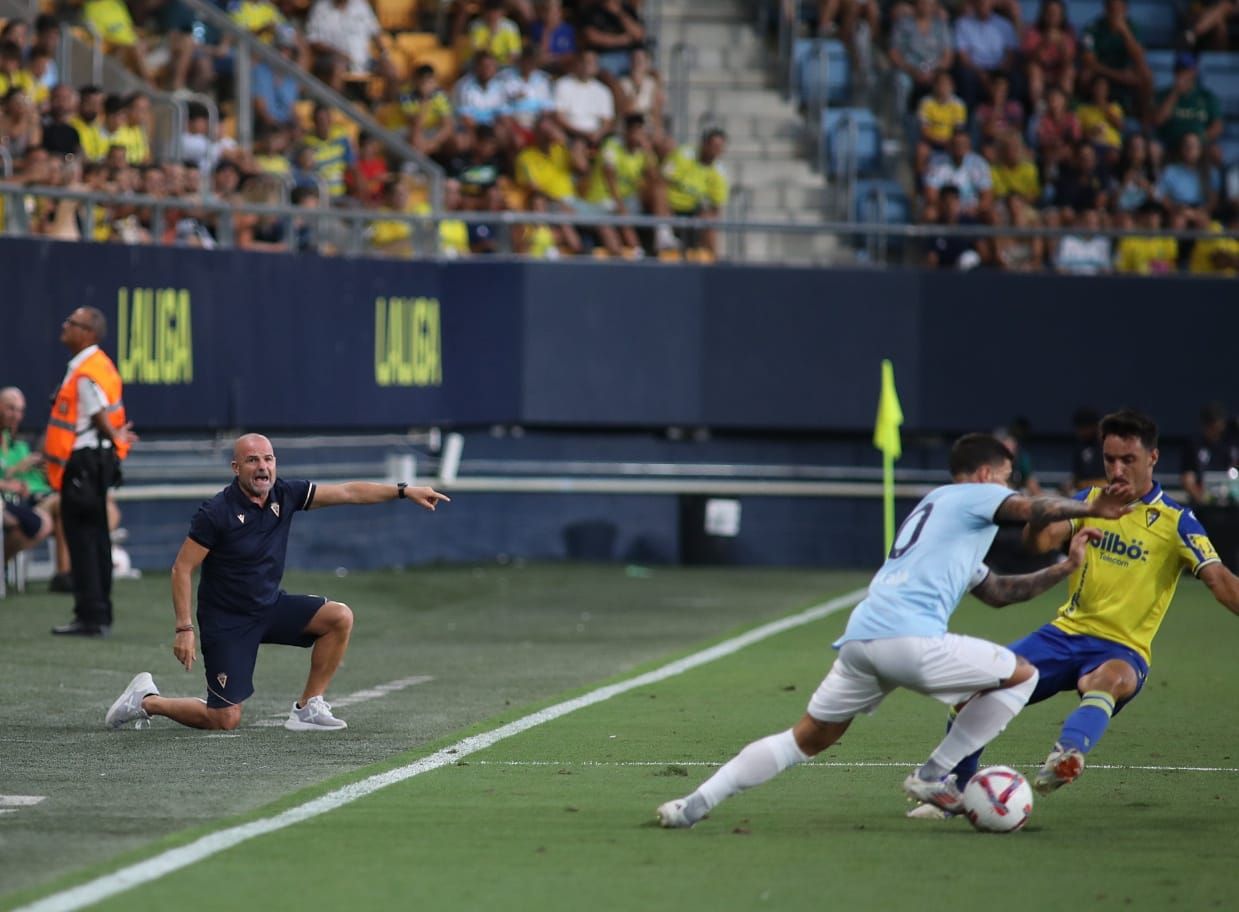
left=902, top=772, right=964, bottom=814
left=284, top=695, right=347, bottom=731
left=105, top=672, right=158, bottom=729
left=906, top=802, right=957, bottom=821
left=1033, top=744, right=1084, bottom=795
left=656, top=798, right=694, bottom=829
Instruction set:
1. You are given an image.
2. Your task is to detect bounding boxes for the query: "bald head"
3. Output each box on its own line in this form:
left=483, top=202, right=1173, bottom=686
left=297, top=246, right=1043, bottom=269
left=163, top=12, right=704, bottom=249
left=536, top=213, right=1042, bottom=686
left=0, top=386, right=25, bottom=432
left=232, top=433, right=276, bottom=502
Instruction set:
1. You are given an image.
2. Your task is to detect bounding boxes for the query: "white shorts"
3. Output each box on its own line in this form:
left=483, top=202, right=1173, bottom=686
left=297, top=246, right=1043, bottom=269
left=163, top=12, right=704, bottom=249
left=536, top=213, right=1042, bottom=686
left=807, top=634, right=1017, bottom=723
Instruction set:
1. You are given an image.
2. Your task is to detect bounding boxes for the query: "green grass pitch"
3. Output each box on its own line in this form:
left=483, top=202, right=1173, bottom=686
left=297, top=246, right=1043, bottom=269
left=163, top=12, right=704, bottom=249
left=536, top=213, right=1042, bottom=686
left=2, top=564, right=1237, bottom=911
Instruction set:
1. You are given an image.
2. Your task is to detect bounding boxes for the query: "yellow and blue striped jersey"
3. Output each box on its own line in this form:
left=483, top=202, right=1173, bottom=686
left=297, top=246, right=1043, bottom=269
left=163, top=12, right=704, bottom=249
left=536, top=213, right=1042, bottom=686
left=1060, top=482, right=1220, bottom=663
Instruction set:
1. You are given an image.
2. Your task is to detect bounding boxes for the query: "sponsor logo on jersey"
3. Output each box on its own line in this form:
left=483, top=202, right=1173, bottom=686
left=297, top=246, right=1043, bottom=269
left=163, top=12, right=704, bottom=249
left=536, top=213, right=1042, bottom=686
left=1188, top=533, right=1218, bottom=563
left=1090, top=531, right=1149, bottom=562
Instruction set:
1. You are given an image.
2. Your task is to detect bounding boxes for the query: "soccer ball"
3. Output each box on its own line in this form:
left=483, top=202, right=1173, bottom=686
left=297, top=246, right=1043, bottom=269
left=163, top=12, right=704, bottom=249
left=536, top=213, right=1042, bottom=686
left=962, top=766, right=1033, bottom=833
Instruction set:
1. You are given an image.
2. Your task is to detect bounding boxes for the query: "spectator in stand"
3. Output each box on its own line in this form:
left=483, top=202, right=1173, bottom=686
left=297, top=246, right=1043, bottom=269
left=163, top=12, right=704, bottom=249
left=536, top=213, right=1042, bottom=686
left=1153, top=53, right=1221, bottom=153
left=662, top=127, right=730, bottom=257
left=81, top=0, right=153, bottom=82
left=990, top=127, right=1040, bottom=203
left=350, top=132, right=390, bottom=205
left=924, top=184, right=977, bottom=267
left=1077, top=75, right=1125, bottom=170
left=1156, top=132, right=1218, bottom=222
left=889, top=0, right=954, bottom=113
left=554, top=50, right=615, bottom=145
left=1, top=88, right=42, bottom=158
left=71, top=85, right=107, bottom=161
left=501, top=46, right=555, bottom=140
left=1020, top=0, right=1076, bottom=110
left=1181, top=402, right=1239, bottom=505
left=100, top=95, right=145, bottom=165
left=1032, top=85, right=1081, bottom=174
left=450, top=124, right=504, bottom=211
left=252, top=125, right=293, bottom=176
left=1080, top=0, right=1152, bottom=119
left=25, top=50, right=52, bottom=109
left=0, top=387, right=53, bottom=566
left=1051, top=142, right=1111, bottom=215
left=952, top=0, right=1019, bottom=110
left=399, top=64, right=457, bottom=159
left=1184, top=0, right=1239, bottom=51
left=291, top=144, right=322, bottom=191
left=617, top=47, right=663, bottom=127
left=580, top=113, right=663, bottom=255
left=994, top=193, right=1044, bottom=270
left=181, top=102, right=236, bottom=175
left=252, top=27, right=302, bottom=130
left=1114, top=132, right=1157, bottom=212
left=32, top=16, right=60, bottom=91
left=455, top=51, right=513, bottom=149
left=42, top=85, right=82, bottom=157
left=1055, top=206, right=1112, bottom=274
left=0, top=40, right=35, bottom=101
left=924, top=129, right=993, bottom=220
left=1114, top=201, right=1177, bottom=274
left=580, top=0, right=646, bottom=79
left=531, top=0, right=577, bottom=74
left=468, top=0, right=523, bottom=67
left=289, top=185, right=323, bottom=253
left=915, top=69, right=966, bottom=175
left=162, top=0, right=227, bottom=94
left=305, top=0, right=394, bottom=94
left=515, top=114, right=583, bottom=252
left=1187, top=203, right=1239, bottom=275
left=974, top=71, right=1024, bottom=155
left=303, top=104, right=355, bottom=199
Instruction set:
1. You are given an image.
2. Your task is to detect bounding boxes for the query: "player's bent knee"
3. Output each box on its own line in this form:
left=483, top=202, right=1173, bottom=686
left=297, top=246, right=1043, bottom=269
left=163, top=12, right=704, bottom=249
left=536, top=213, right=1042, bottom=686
left=326, top=601, right=353, bottom=631
left=1002, top=657, right=1038, bottom=688
left=208, top=705, right=244, bottom=731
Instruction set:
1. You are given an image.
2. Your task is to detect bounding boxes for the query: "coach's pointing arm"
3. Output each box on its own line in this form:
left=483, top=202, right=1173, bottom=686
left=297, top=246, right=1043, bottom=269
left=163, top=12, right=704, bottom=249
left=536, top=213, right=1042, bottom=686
left=309, top=482, right=451, bottom=511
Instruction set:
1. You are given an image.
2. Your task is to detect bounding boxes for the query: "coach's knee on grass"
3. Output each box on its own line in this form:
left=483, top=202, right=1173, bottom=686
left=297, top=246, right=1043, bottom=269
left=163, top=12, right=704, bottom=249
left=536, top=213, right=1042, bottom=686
left=311, top=601, right=353, bottom=636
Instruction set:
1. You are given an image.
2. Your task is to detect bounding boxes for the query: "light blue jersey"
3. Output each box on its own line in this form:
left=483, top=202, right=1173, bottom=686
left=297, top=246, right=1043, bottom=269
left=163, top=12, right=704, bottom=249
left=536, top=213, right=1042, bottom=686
left=834, top=483, right=1015, bottom=645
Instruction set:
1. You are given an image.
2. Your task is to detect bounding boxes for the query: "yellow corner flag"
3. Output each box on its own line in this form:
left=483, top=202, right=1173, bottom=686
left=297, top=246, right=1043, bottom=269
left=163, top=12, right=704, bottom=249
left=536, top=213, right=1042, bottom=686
left=873, top=359, right=903, bottom=556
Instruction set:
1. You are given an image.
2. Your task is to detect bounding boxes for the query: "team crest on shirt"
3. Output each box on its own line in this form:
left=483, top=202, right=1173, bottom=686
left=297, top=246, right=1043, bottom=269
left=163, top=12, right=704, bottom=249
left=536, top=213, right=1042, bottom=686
left=237, top=513, right=245, bottom=524
left=1145, top=509, right=1160, bottom=528
left=216, top=673, right=228, bottom=689
left=271, top=503, right=280, bottom=518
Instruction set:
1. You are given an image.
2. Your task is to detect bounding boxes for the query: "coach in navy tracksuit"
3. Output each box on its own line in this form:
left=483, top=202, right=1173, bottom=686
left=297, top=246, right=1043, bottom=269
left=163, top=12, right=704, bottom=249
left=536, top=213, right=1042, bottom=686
left=103, top=433, right=449, bottom=733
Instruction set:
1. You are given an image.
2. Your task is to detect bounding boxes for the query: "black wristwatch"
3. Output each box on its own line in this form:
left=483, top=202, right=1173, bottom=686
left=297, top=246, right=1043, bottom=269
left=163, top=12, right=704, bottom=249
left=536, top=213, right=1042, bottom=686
left=396, top=482, right=408, bottom=499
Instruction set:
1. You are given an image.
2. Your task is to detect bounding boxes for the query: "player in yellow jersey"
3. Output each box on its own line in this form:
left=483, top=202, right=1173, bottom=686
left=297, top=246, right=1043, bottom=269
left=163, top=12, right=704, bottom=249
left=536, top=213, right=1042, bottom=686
left=947, top=409, right=1239, bottom=799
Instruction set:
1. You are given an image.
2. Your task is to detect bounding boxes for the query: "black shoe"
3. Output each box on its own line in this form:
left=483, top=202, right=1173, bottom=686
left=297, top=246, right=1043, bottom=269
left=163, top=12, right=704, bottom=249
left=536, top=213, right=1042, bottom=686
left=49, top=573, right=74, bottom=593
left=51, top=620, right=109, bottom=637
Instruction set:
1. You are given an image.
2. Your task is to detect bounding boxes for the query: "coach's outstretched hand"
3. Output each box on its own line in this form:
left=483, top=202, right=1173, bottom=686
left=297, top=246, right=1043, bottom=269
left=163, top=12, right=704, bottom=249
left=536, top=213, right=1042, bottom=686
left=1090, top=481, right=1135, bottom=519
left=406, top=487, right=451, bottom=511
left=173, top=629, right=196, bottom=671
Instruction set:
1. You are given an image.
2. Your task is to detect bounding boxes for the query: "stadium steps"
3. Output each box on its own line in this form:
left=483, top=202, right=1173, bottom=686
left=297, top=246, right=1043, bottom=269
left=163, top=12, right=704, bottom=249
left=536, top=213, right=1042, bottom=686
left=659, top=0, right=840, bottom=264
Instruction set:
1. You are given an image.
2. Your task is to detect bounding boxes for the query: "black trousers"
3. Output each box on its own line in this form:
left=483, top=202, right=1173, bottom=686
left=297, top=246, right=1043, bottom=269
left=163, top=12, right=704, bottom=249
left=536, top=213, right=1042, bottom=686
left=60, top=448, right=117, bottom=627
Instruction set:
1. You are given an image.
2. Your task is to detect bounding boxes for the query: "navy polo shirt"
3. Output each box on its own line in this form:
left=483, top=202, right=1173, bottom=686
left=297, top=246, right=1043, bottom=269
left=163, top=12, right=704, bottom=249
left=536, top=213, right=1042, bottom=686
left=187, top=477, right=316, bottom=622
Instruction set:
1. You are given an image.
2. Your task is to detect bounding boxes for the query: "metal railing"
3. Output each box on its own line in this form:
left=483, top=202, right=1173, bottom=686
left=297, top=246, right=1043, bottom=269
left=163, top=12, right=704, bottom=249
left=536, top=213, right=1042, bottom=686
left=5, top=181, right=1238, bottom=268
left=669, top=42, right=697, bottom=146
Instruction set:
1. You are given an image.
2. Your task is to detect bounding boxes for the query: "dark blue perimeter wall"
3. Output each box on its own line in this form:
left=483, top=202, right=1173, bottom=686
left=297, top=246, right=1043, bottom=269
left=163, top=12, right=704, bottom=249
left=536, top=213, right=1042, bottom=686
left=4, top=237, right=1237, bottom=571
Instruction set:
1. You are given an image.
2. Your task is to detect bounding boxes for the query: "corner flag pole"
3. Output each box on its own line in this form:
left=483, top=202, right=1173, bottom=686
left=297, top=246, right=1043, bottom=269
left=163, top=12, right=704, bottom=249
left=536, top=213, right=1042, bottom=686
left=873, top=359, right=903, bottom=557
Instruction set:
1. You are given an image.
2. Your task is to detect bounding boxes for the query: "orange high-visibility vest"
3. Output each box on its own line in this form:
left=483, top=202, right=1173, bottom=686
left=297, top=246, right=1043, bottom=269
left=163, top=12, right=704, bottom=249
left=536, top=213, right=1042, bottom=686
left=44, top=349, right=130, bottom=491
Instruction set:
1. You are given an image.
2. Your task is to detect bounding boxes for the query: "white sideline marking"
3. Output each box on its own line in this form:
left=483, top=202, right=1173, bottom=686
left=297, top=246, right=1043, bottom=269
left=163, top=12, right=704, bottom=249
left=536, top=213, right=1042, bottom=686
left=18, top=588, right=866, bottom=912
left=0, top=795, right=47, bottom=815
left=248, top=675, right=435, bottom=728
left=467, top=760, right=1239, bottom=774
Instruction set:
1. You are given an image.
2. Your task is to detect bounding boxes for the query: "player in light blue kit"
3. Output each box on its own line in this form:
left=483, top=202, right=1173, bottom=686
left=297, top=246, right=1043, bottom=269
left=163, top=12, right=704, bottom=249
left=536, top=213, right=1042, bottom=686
left=657, top=434, right=1132, bottom=828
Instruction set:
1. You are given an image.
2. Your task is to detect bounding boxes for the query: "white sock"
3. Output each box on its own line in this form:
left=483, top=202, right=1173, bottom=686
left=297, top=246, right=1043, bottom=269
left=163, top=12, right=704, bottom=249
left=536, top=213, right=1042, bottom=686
left=686, top=729, right=809, bottom=821
left=922, top=671, right=1038, bottom=777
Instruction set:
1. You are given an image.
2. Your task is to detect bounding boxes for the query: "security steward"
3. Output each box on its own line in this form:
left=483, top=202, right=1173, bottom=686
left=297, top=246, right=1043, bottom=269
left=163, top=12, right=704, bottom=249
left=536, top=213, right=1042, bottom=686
left=45, top=307, right=135, bottom=636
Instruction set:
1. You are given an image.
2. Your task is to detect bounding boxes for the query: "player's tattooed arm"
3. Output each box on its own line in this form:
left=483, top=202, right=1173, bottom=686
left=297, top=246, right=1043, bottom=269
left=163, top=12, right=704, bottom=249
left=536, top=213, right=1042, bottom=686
left=994, top=485, right=1133, bottom=527
left=973, top=529, right=1102, bottom=607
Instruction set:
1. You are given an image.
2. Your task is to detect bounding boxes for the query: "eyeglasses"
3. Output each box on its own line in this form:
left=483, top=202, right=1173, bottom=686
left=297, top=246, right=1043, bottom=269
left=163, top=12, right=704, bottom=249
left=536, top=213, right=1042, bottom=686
left=63, top=318, right=92, bottom=330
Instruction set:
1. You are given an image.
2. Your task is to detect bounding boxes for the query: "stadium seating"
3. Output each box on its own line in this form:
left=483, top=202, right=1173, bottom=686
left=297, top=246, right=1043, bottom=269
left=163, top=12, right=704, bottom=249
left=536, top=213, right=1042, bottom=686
left=852, top=178, right=910, bottom=227
left=1200, top=52, right=1239, bottom=119
left=821, top=108, right=881, bottom=178
left=1127, top=1, right=1177, bottom=50
left=792, top=38, right=850, bottom=107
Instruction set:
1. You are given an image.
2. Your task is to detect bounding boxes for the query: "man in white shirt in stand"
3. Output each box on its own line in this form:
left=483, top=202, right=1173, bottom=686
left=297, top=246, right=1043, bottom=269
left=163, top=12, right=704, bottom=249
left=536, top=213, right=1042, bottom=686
left=553, top=50, right=614, bottom=145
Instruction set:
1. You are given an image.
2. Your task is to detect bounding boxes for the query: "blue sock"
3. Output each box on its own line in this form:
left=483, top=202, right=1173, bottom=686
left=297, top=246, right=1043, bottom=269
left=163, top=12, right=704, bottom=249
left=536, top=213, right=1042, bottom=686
left=1058, top=690, right=1116, bottom=754
left=944, top=708, right=982, bottom=786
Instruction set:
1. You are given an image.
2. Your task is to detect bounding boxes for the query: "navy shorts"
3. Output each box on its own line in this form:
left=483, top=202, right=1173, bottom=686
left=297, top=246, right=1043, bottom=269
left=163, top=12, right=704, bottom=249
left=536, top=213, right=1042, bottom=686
left=3, top=500, right=44, bottom=539
left=199, top=592, right=327, bottom=708
left=1008, top=623, right=1150, bottom=714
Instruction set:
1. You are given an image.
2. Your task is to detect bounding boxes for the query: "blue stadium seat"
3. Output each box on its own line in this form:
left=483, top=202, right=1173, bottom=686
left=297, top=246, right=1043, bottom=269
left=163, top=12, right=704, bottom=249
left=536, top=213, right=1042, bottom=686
left=793, top=38, right=850, bottom=106
left=1145, top=49, right=1176, bottom=89
left=821, top=108, right=882, bottom=177
left=1065, top=1, right=1098, bottom=34
left=1127, top=1, right=1177, bottom=49
left=1200, top=52, right=1239, bottom=119
left=852, top=179, right=910, bottom=225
